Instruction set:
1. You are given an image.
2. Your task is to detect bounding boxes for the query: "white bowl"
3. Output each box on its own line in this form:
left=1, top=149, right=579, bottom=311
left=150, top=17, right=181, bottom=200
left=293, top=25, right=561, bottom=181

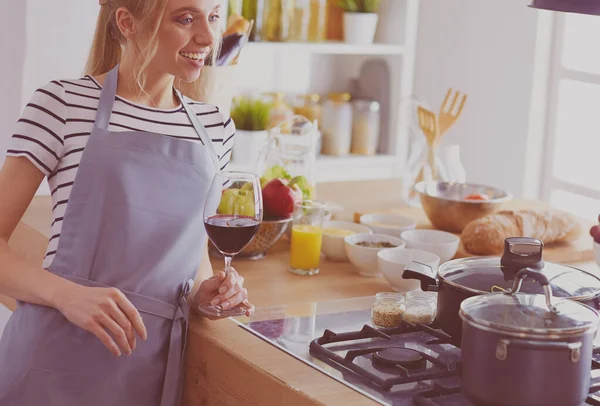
left=359, top=213, right=417, bottom=238
left=594, top=241, right=600, bottom=268
left=321, top=221, right=373, bottom=262
left=400, top=229, right=460, bottom=263
left=344, top=233, right=406, bottom=277
left=377, top=247, right=441, bottom=292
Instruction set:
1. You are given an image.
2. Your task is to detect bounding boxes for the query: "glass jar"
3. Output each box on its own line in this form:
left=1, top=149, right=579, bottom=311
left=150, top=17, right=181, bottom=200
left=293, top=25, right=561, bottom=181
left=308, top=0, right=327, bottom=42
left=290, top=0, right=310, bottom=41
left=326, top=0, right=343, bottom=41
left=263, top=92, right=294, bottom=129
left=293, top=94, right=322, bottom=125
left=404, top=142, right=467, bottom=207
left=403, top=291, right=437, bottom=325
left=321, top=92, right=352, bottom=156
left=371, top=292, right=406, bottom=328
left=256, top=116, right=320, bottom=194
left=437, top=144, right=467, bottom=183
left=262, top=0, right=294, bottom=42
left=350, top=100, right=380, bottom=155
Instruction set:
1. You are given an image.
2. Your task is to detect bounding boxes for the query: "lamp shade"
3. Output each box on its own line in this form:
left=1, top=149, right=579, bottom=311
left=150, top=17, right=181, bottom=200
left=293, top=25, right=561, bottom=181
left=529, top=0, right=600, bottom=16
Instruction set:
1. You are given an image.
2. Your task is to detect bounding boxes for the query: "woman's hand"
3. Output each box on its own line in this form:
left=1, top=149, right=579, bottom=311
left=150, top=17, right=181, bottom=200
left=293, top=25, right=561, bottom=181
left=193, top=267, right=254, bottom=319
left=54, top=284, right=147, bottom=357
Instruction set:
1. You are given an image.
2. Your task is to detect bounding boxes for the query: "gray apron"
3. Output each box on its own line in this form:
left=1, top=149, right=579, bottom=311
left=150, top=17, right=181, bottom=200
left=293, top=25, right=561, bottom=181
left=0, top=65, right=220, bottom=406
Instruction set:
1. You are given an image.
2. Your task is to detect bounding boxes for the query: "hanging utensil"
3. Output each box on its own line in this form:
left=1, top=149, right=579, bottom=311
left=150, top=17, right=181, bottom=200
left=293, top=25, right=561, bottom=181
left=417, top=105, right=440, bottom=180
left=438, top=88, right=467, bottom=137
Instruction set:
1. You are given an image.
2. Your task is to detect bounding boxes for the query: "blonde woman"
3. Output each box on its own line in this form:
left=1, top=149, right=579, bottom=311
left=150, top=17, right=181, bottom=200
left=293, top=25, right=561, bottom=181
left=0, top=0, right=254, bottom=405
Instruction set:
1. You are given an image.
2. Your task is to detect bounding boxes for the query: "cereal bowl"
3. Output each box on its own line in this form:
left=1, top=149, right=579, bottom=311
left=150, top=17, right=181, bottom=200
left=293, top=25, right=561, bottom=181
left=400, top=229, right=460, bottom=263
left=321, top=221, right=373, bottom=262
left=344, top=233, right=406, bottom=277
left=377, top=247, right=441, bottom=292
left=359, top=213, right=417, bottom=238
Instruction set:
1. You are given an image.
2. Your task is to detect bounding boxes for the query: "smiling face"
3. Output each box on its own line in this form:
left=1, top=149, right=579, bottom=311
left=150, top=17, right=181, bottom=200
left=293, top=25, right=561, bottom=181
left=152, top=0, right=222, bottom=82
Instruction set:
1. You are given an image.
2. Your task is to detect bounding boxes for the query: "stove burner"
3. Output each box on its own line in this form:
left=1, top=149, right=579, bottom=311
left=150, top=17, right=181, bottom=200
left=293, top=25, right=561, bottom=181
left=373, top=347, right=425, bottom=369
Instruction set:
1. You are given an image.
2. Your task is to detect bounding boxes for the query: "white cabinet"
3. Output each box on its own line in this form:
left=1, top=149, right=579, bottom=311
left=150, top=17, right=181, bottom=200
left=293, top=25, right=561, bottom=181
left=228, top=0, right=420, bottom=183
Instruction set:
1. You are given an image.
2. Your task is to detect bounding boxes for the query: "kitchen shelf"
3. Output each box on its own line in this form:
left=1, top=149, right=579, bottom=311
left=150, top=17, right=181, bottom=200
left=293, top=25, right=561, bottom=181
left=228, top=154, right=398, bottom=183
left=244, top=41, right=405, bottom=56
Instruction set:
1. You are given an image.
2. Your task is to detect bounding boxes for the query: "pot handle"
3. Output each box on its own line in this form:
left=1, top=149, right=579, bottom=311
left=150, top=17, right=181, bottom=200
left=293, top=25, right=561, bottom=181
left=496, top=338, right=582, bottom=364
left=505, top=267, right=558, bottom=313
left=402, top=261, right=438, bottom=292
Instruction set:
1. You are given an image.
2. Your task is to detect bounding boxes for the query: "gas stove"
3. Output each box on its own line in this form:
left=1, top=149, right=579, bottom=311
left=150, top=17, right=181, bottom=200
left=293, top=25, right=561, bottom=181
left=236, top=297, right=600, bottom=406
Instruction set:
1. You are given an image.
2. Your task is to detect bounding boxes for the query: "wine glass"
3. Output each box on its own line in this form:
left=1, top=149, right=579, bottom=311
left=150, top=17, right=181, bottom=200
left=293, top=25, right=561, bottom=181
left=200, top=171, right=263, bottom=317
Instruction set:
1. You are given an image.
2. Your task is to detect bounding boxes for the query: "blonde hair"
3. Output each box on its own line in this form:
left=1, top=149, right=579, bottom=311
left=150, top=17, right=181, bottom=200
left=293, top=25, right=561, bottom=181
left=84, top=0, right=221, bottom=98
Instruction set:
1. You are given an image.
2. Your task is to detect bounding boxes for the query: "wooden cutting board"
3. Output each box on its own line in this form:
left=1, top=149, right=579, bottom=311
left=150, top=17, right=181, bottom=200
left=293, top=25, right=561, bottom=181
left=353, top=199, right=596, bottom=264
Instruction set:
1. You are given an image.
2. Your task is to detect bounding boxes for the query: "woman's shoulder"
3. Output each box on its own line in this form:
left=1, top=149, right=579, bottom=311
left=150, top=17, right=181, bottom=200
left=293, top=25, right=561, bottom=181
left=39, top=75, right=101, bottom=93
left=28, top=76, right=101, bottom=109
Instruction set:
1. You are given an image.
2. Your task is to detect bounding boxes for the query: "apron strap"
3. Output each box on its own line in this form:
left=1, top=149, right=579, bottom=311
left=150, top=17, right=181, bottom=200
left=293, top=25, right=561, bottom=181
left=176, top=89, right=221, bottom=172
left=94, top=64, right=120, bottom=131
left=93, top=65, right=220, bottom=172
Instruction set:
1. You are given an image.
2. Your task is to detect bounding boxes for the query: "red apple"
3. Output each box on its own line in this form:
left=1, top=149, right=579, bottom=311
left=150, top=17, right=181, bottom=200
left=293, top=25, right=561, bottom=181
left=262, top=178, right=297, bottom=219
left=590, top=225, right=600, bottom=244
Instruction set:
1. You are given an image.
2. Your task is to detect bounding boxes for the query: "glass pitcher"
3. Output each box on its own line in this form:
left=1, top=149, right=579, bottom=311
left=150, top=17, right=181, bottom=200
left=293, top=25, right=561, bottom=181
left=256, top=115, right=320, bottom=199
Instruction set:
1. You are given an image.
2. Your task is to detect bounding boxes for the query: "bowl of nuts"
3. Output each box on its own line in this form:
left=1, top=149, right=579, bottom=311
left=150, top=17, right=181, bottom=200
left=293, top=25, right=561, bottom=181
left=344, top=233, right=405, bottom=277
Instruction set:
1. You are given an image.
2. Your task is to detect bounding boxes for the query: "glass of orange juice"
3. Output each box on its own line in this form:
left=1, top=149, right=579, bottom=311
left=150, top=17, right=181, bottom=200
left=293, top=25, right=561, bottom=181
left=289, top=200, right=326, bottom=276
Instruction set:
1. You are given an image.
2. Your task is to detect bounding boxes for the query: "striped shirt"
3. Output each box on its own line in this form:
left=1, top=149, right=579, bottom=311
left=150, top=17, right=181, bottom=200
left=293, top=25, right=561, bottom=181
left=7, top=76, right=235, bottom=268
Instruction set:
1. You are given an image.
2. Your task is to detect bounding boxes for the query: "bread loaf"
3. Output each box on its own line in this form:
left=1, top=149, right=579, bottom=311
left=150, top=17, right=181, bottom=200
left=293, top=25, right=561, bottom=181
left=461, top=210, right=582, bottom=255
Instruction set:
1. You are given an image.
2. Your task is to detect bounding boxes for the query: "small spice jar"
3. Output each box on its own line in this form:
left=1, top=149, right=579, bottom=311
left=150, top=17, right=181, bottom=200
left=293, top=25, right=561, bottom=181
left=351, top=100, right=380, bottom=155
left=403, top=291, right=437, bottom=325
left=371, top=292, right=405, bottom=328
left=320, top=92, right=352, bottom=156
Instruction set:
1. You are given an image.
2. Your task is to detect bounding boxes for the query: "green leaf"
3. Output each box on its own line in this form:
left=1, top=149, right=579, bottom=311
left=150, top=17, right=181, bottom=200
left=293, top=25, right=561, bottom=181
left=230, top=97, right=272, bottom=131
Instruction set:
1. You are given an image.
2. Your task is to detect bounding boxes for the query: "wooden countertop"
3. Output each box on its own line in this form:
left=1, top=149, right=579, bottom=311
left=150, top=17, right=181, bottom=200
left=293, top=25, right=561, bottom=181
left=12, top=178, right=600, bottom=406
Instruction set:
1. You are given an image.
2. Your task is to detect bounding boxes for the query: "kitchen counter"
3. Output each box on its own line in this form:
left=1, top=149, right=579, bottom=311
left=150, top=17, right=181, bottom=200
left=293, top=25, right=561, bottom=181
left=12, top=178, right=600, bottom=406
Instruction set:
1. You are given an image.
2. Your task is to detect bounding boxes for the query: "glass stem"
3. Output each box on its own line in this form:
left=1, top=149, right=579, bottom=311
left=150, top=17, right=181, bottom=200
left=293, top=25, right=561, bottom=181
left=223, top=255, right=233, bottom=276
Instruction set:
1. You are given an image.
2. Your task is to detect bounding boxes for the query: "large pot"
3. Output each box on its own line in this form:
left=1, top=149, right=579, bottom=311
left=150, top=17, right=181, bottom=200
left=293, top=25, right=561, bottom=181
left=403, top=237, right=600, bottom=345
left=460, top=268, right=600, bottom=406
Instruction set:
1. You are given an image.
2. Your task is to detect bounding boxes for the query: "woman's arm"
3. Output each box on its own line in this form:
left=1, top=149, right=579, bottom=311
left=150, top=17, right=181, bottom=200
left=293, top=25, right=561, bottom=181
left=0, top=157, right=146, bottom=356
left=0, top=157, right=76, bottom=306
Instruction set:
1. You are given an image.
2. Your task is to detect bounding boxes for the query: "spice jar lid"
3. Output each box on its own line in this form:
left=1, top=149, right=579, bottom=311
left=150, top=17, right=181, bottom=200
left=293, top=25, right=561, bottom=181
left=353, top=99, right=380, bottom=112
left=299, top=93, right=321, bottom=102
left=328, top=92, right=351, bottom=102
left=263, top=92, right=286, bottom=100
left=460, top=292, right=599, bottom=338
left=375, top=292, right=405, bottom=303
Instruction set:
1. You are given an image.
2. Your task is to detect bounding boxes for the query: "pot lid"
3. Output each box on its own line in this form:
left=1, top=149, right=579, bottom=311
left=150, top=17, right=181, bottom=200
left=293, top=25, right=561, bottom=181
left=529, top=0, right=600, bottom=16
left=440, top=238, right=600, bottom=299
left=460, top=291, right=599, bottom=337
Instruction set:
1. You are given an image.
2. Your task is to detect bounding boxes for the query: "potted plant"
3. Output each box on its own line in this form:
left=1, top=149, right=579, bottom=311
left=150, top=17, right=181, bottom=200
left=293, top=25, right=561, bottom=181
left=229, top=96, right=271, bottom=169
left=338, top=0, right=381, bottom=45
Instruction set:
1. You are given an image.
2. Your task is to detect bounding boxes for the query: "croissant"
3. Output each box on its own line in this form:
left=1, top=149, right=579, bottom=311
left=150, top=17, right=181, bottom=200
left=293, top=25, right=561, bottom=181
left=461, top=209, right=582, bottom=255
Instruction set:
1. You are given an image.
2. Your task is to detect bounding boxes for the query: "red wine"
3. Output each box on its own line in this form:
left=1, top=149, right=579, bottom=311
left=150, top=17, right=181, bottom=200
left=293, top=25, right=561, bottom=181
left=205, top=215, right=260, bottom=255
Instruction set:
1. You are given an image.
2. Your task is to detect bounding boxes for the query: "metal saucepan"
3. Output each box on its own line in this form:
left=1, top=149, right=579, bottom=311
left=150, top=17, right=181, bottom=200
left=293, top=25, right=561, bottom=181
left=403, top=237, right=600, bottom=345
left=459, top=267, right=600, bottom=406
